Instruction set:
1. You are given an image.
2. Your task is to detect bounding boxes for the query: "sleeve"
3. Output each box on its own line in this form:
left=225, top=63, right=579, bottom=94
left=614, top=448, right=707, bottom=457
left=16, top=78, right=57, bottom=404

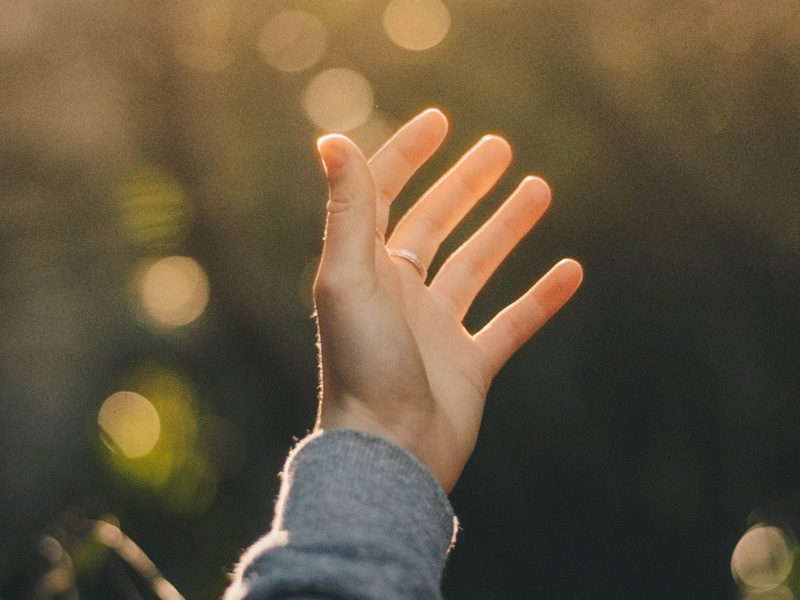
left=224, top=429, right=459, bottom=600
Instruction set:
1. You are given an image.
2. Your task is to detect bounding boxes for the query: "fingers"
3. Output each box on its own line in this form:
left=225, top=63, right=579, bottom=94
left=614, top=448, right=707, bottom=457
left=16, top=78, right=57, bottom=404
left=387, top=135, right=512, bottom=272
left=315, top=134, right=377, bottom=292
left=474, top=259, right=583, bottom=377
left=430, top=176, right=551, bottom=319
left=369, top=108, right=449, bottom=236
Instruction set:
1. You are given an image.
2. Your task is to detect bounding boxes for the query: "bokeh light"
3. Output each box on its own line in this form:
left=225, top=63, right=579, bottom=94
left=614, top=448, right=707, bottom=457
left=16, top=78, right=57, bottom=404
left=732, top=524, right=795, bottom=592
left=258, top=10, right=327, bottom=72
left=116, top=166, right=190, bottom=249
left=136, top=256, right=210, bottom=328
left=98, top=364, right=219, bottom=515
left=383, top=0, right=451, bottom=51
left=302, top=68, right=374, bottom=131
left=98, top=391, right=161, bottom=459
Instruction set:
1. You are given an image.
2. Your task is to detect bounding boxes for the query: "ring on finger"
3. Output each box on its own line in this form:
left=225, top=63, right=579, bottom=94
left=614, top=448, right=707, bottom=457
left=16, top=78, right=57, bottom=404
left=387, top=247, right=427, bottom=280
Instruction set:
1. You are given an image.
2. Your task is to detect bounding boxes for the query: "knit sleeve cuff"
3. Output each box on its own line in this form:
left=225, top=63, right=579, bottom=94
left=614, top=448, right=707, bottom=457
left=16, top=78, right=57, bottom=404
left=276, top=429, right=458, bottom=563
left=229, top=428, right=458, bottom=599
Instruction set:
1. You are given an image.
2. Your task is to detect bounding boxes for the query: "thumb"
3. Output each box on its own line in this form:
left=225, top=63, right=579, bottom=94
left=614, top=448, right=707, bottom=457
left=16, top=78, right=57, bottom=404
left=315, top=133, right=377, bottom=288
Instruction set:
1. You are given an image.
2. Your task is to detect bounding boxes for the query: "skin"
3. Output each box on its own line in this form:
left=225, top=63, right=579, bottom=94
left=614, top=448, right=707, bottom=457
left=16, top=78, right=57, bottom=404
left=313, top=108, right=583, bottom=493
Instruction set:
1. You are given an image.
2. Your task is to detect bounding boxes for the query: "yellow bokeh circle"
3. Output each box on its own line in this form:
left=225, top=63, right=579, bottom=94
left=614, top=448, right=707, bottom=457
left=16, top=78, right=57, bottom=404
left=98, top=391, right=161, bottom=459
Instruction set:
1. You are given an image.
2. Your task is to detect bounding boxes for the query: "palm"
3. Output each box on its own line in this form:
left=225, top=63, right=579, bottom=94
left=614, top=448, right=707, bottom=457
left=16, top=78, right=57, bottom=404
left=314, top=109, right=582, bottom=492
left=376, top=251, right=488, bottom=485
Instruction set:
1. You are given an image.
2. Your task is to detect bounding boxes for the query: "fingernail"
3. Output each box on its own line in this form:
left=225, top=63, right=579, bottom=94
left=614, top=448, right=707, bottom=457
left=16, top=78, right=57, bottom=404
left=556, top=258, right=584, bottom=285
left=316, top=134, right=346, bottom=176
left=521, top=176, right=551, bottom=198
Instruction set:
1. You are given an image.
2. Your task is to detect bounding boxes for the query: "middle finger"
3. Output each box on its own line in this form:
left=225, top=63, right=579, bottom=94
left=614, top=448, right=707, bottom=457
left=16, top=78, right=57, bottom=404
left=387, top=135, right=512, bottom=274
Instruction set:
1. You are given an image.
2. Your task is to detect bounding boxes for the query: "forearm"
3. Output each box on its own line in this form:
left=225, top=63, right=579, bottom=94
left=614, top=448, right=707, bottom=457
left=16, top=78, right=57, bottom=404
left=225, top=429, right=458, bottom=600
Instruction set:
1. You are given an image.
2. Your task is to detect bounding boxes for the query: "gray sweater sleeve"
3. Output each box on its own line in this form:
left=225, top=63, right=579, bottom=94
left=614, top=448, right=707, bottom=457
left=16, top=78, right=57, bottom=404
left=224, top=429, right=459, bottom=600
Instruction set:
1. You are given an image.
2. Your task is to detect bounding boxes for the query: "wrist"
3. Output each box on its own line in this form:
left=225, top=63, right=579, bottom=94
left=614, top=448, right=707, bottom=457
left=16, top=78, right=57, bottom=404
left=316, top=409, right=421, bottom=462
left=315, top=395, right=461, bottom=492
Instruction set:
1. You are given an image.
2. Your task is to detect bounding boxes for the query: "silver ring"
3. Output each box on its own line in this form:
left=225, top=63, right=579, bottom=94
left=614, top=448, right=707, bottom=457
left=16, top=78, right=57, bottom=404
left=387, top=248, right=427, bottom=280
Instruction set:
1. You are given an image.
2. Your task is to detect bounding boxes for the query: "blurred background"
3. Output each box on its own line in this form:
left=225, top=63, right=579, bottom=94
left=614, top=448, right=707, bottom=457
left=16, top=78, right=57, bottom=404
left=1, top=0, right=799, bottom=598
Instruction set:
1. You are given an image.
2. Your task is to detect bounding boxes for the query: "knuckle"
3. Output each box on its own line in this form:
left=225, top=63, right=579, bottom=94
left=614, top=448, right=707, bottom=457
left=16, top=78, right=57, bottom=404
left=313, top=266, right=373, bottom=300
left=312, top=269, right=343, bottom=297
left=325, top=195, right=350, bottom=215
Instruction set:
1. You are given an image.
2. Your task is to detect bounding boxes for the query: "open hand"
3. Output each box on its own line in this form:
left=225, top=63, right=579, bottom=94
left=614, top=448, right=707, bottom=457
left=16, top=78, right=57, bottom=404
left=313, top=108, right=582, bottom=492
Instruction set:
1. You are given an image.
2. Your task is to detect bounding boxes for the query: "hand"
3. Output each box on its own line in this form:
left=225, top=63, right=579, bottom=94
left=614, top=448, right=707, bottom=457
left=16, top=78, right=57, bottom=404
left=312, top=108, right=583, bottom=492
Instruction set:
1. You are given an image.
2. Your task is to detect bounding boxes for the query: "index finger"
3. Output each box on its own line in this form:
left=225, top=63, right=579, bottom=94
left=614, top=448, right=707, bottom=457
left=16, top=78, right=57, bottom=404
left=368, top=108, right=449, bottom=235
